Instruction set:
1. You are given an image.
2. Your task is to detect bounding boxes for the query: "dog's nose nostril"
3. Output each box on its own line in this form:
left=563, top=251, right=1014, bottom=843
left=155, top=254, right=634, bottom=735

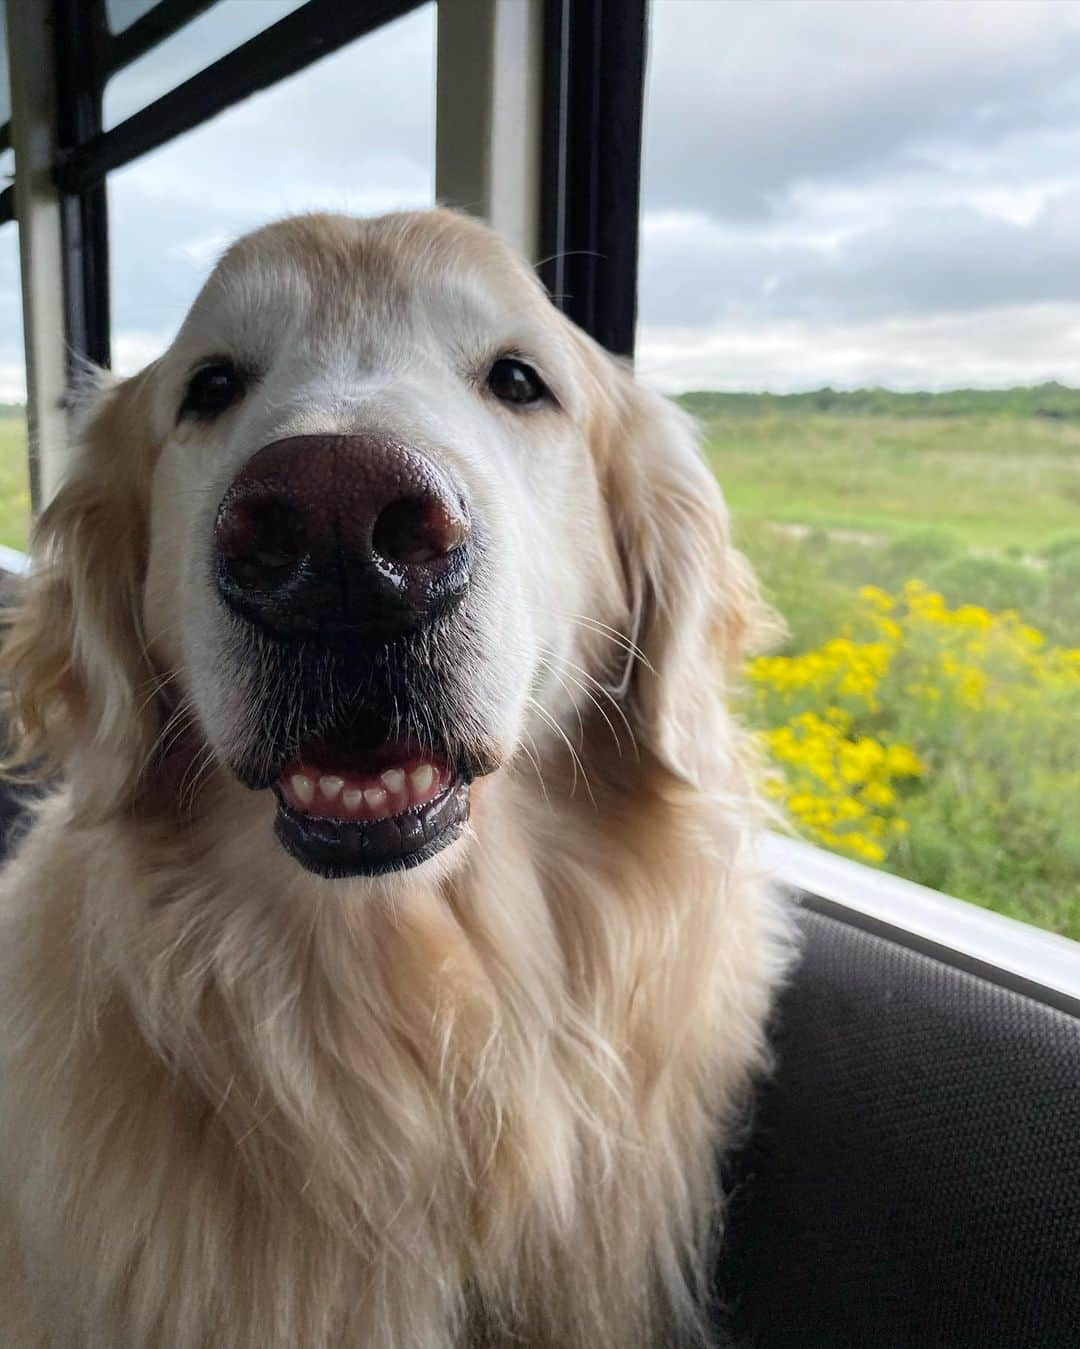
left=214, top=434, right=473, bottom=641
left=372, top=496, right=469, bottom=567
left=216, top=496, right=308, bottom=593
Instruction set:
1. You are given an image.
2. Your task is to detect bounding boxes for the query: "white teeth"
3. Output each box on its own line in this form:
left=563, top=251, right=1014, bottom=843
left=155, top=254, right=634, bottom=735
left=287, top=763, right=442, bottom=815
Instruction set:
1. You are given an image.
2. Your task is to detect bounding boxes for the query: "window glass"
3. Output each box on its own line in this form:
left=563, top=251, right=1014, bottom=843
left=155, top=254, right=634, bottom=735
left=106, top=0, right=168, bottom=32
left=640, top=0, right=1080, bottom=939
left=0, top=223, right=30, bottom=553
left=104, top=0, right=310, bottom=129
left=0, top=15, right=10, bottom=126
left=108, top=2, right=434, bottom=374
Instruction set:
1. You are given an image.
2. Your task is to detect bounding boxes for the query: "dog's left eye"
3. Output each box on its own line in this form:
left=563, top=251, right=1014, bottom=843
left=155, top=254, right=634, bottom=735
left=179, top=361, right=247, bottom=421
left=487, top=358, right=549, bottom=407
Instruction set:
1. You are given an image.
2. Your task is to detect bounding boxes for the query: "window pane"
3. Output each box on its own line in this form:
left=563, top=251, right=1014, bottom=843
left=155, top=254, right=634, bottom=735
left=108, top=3, right=434, bottom=374
left=640, top=0, right=1080, bottom=938
left=0, top=224, right=30, bottom=553
left=104, top=0, right=310, bottom=129
left=0, top=14, right=11, bottom=126
left=106, top=0, right=167, bottom=33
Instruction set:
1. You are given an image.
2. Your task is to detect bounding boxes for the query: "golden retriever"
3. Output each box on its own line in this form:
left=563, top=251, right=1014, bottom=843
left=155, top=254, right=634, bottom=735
left=0, top=210, right=791, bottom=1349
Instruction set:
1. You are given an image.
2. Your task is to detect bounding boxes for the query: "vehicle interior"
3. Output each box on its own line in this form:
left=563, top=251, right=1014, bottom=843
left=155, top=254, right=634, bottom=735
left=1, top=3, right=1077, bottom=1345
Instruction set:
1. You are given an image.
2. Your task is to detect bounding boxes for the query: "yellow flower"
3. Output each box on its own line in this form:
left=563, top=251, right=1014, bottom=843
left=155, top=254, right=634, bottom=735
left=858, top=584, right=895, bottom=612
left=884, top=744, right=923, bottom=777
left=741, top=573, right=1080, bottom=873
left=861, top=781, right=896, bottom=809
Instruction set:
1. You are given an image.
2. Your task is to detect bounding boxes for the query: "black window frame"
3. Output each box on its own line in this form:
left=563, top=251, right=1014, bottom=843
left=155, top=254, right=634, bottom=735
left=0, top=121, right=13, bottom=226
left=49, top=0, right=430, bottom=371
left=27, top=0, right=647, bottom=379
left=539, top=0, right=647, bottom=360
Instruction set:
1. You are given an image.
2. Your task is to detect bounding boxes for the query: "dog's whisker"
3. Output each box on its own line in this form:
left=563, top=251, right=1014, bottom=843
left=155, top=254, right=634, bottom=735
left=544, top=651, right=640, bottom=760
left=537, top=652, right=627, bottom=760
left=515, top=730, right=550, bottom=806
left=536, top=607, right=654, bottom=672
left=525, top=696, right=596, bottom=808
left=177, top=740, right=219, bottom=816
left=535, top=656, right=587, bottom=753
left=133, top=664, right=187, bottom=721
left=138, top=694, right=199, bottom=786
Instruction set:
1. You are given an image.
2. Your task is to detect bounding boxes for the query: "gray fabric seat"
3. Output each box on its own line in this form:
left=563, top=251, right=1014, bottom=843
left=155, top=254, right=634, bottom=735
left=715, top=907, right=1080, bottom=1348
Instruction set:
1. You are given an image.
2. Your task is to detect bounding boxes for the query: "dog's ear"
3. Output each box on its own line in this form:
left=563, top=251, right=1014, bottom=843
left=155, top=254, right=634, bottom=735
left=2, top=368, right=162, bottom=818
left=594, top=361, right=780, bottom=791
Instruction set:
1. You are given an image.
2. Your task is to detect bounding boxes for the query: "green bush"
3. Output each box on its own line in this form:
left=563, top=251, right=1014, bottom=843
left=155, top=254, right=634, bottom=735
left=881, top=528, right=961, bottom=582
left=1041, top=533, right=1080, bottom=563
left=1041, top=548, right=1080, bottom=645
left=929, top=554, right=1044, bottom=613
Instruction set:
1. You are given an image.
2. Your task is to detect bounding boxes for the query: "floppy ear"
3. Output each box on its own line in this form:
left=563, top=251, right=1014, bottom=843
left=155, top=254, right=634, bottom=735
left=2, top=368, right=162, bottom=819
left=596, top=365, right=780, bottom=792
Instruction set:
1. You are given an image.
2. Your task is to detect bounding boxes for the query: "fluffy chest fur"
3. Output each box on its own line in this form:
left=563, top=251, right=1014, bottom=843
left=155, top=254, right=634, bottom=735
left=0, top=773, right=785, bottom=1349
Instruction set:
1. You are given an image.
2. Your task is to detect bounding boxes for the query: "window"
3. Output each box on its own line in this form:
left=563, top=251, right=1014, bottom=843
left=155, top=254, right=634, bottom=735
left=108, top=2, right=435, bottom=374
left=0, top=222, right=29, bottom=553
left=640, top=0, right=1080, bottom=939
left=0, top=16, right=29, bottom=553
left=104, top=1, right=310, bottom=128
left=4, top=2, right=437, bottom=543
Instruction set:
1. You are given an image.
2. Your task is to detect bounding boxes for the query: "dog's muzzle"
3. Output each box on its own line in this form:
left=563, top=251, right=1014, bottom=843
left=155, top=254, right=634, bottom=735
left=212, top=434, right=479, bottom=879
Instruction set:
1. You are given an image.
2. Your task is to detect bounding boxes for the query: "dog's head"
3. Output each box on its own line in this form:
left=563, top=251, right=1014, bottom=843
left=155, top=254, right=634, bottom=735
left=4, top=211, right=772, bottom=882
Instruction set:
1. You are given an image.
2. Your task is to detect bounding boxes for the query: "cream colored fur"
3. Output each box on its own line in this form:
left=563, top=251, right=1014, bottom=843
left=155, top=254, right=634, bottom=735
left=0, top=210, right=792, bottom=1349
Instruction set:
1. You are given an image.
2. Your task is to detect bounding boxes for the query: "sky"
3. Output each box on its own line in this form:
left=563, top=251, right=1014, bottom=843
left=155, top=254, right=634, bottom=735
left=6, top=0, right=1080, bottom=397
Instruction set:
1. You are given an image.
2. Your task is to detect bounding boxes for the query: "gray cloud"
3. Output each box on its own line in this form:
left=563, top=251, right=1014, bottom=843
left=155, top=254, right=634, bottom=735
left=637, top=300, right=1080, bottom=393
left=642, top=0, right=1080, bottom=221
left=4, top=0, right=1080, bottom=396
left=634, top=0, right=1080, bottom=383
left=638, top=187, right=1080, bottom=329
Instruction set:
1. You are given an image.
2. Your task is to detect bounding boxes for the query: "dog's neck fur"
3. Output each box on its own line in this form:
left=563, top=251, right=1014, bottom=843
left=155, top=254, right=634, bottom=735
left=2, top=754, right=778, bottom=1349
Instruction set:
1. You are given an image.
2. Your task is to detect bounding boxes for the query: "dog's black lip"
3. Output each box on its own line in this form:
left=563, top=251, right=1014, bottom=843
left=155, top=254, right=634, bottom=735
left=272, top=777, right=471, bottom=879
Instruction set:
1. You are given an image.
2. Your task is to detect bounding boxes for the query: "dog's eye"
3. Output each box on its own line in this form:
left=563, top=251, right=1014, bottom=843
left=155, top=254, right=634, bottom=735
left=179, top=361, right=247, bottom=421
left=487, top=358, right=548, bottom=407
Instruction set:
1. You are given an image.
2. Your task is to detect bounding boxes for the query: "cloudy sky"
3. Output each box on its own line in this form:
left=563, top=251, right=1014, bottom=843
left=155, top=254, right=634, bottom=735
left=5, top=0, right=1080, bottom=397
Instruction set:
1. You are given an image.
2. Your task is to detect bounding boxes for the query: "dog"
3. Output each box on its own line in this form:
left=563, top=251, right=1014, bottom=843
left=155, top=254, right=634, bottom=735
left=0, top=210, right=792, bottom=1348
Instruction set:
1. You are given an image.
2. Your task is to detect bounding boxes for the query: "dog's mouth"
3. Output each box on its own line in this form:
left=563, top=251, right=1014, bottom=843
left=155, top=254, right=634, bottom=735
left=271, top=737, right=471, bottom=878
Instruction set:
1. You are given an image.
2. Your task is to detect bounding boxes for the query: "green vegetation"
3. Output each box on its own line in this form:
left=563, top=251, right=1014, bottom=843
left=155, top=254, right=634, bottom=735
left=676, top=388, right=1080, bottom=939
left=0, top=411, right=30, bottom=552
left=679, top=380, right=1080, bottom=421
left=689, top=406, right=1080, bottom=553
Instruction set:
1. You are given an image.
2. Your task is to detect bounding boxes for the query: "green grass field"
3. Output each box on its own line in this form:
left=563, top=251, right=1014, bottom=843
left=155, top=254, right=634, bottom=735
left=680, top=389, right=1080, bottom=939
left=700, top=411, right=1080, bottom=553
left=0, top=413, right=31, bottom=552
left=0, top=394, right=1075, bottom=937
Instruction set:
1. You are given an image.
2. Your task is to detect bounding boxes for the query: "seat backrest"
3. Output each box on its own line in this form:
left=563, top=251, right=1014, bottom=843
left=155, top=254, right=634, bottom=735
left=716, top=907, right=1080, bottom=1348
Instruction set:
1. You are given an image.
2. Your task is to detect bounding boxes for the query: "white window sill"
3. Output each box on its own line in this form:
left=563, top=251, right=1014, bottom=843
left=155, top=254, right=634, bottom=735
left=762, top=832, right=1080, bottom=1018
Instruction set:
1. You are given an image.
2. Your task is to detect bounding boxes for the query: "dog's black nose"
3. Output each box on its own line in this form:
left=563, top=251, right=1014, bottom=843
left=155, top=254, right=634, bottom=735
left=214, top=434, right=471, bottom=640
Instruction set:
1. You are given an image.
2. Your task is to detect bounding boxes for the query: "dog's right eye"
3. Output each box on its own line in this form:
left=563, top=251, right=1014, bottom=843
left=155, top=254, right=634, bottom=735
left=179, top=361, right=247, bottom=422
left=487, top=357, right=549, bottom=407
